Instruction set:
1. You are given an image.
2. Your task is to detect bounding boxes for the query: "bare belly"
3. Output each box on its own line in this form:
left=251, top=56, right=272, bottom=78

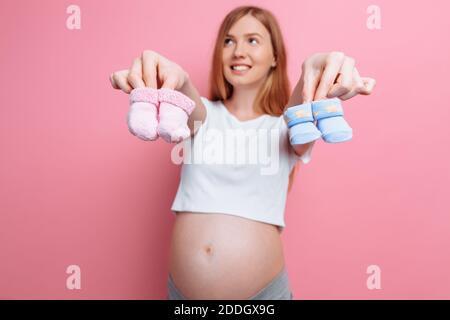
left=169, top=211, right=285, bottom=299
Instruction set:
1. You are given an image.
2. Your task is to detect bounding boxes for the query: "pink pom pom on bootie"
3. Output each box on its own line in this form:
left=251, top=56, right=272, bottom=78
left=157, top=88, right=196, bottom=143
left=128, top=87, right=159, bottom=141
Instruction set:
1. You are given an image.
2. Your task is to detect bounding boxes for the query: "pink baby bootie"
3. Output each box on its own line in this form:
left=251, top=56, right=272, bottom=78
left=157, top=88, right=196, bottom=143
left=128, top=87, right=159, bottom=141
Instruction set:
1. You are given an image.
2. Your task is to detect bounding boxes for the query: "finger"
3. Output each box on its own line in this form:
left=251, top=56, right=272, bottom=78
left=112, top=70, right=133, bottom=94
left=161, top=73, right=181, bottom=89
left=338, top=87, right=359, bottom=101
left=109, top=73, right=119, bottom=89
left=327, top=56, right=354, bottom=98
left=142, top=51, right=158, bottom=88
left=359, top=77, right=376, bottom=95
left=353, top=67, right=365, bottom=88
left=313, top=52, right=345, bottom=101
left=127, top=58, right=146, bottom=89
left=301, top=70, right=321, bottom=103
left=351, top=67, right=376, bottom=95
left=338, top=67, right=364, bottom=100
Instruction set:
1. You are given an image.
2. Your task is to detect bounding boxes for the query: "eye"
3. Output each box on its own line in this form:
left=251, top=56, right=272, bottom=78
left=224, top=37, right=259, bottom=46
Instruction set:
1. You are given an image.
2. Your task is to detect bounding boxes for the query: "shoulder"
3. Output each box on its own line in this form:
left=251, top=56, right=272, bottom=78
left=274, top=114, right=289, bottom=133
left=200, top=96, right=223, bottom=115
left=200, top=96, right=210, bottom=105
left=198, top=96, right=224, bottom=128
left=200, top=96, right=220, bottom=107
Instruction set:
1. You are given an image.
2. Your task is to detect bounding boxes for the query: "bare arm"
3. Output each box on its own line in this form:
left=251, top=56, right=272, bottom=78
left=178, top=76, right=207, bottom=138
left=286, top=52, right=376, bottom=157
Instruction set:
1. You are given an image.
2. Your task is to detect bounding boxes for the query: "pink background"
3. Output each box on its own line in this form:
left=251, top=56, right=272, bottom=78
left=1, top=0, right=449, bottom=299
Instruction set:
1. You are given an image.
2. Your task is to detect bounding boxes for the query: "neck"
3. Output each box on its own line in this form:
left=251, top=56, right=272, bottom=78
left=226, top=84, right=264, bottom=117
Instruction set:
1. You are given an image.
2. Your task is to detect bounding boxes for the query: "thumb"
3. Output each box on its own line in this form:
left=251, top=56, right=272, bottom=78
left=359, top=77, right=376, bottom=95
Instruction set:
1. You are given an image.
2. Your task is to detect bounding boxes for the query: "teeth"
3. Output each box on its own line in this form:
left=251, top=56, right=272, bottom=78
left=232, top=65, right=250, bottom=71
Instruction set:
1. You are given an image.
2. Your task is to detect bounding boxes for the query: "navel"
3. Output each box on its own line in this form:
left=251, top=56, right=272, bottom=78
left=203, top=244, right=213, bottom=255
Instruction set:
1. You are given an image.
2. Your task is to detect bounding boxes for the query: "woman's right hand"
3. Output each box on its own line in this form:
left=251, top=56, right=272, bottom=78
left=109, top=50, right=189, bottom=93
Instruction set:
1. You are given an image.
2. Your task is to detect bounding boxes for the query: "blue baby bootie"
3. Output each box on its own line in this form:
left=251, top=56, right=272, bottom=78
left=283, top=102, right=322, bottom=145
left=311, top=98, right=352, bottom=143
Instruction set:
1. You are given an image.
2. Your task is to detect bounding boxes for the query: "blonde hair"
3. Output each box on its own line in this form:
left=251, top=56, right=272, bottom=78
left=207, top=5, right=298, bottom=192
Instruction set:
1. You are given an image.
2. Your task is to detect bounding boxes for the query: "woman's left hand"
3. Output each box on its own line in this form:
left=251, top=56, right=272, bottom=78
left=299, top=51, right=376, bottom=102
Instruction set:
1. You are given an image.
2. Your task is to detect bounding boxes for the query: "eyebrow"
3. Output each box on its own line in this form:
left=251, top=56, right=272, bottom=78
left=226, top=32, right=263, bottom=38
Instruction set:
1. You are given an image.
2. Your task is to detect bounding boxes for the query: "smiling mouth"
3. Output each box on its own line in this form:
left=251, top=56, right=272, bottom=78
left=230, top=65, right=252, bottom=75
left=230, top=65, right=252, bottom=71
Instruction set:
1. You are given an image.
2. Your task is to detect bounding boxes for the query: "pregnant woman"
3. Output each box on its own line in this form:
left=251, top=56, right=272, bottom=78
left=110, top=6, right=376, bottom=300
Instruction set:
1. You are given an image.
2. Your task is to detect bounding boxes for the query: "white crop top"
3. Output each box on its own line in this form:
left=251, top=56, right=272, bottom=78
left=170, top=97, right=314, bottom=230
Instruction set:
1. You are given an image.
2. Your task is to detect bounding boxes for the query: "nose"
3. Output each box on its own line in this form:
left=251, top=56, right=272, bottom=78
left=233, top=40, right=247, bottom=58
